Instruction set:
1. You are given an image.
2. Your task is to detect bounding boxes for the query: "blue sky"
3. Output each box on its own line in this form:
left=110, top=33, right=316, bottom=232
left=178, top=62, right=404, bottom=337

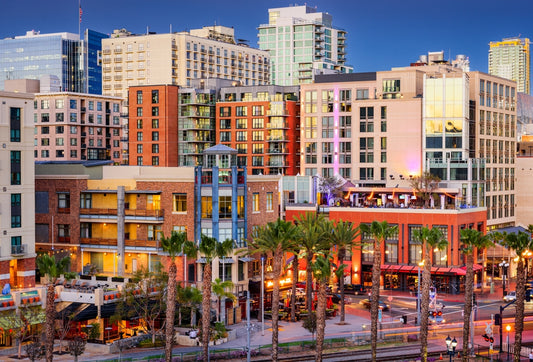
left=1, top=0, right=533, bottom=73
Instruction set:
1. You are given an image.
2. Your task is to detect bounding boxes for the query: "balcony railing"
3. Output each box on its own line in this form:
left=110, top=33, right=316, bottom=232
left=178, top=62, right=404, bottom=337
left=80, top=208, right=164, bottom=218
left=80, top=238, right=159, bottom=248
left=11, top=244, right=26, bottom=256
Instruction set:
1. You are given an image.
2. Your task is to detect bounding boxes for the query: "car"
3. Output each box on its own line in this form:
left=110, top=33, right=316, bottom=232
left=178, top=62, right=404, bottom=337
left=329, top=293, right=342, bottom=304
left=428, top=314, right=445, bottom=325
left=360, top=298, right=389, bottom=311
left=503, top=291, right=516, bottom=302
left=344, top=284, right=366, bottom=295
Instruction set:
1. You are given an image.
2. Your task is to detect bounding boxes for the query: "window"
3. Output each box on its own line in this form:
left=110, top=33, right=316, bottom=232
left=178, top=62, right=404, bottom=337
left=41, top=100, right=50, bottom=109
left=57, top=192, right=70, bottom=212
left=137, top=132, right=143, bottom=141
left=152, top=131, right=159, bottom=141
left=10, top=151, right=21, bottom=185
left=152, top=90, right=159, bottom=103
left=41, top=113, right=50, bottom=122
left=252, top=105, right=264, bottom=116
left=80, top=193, right=92, bottom=209
left=137, top=107, right=143, bottom=117
left=41, top=138, right=50, bottom=146
left=252, top=118, right=264, bottom=128
left=266, top=192, right=273, bottom=211
left=58, top=224, right=70, bottom=242
left=56, top=126, right=64, bottom=134
left=253, top=193, right=259, bottom=212
left=408, top=225, right=423, bottom=264
left=236, top=119, right=247, bottom=129
left=70, top=99, right=77, bottom=109
left=70, top=126, right=77, bottom=134
left=137, top=156, right=143, bottom=165
left=219, top=196, right=232, bottom=218
left=356, top=89, right=369, bottom=100
left=10, top=108, right=21, bottom=142
left=147, top=225, right=162, bottom=241
left=236, top=106, right=247, bottom=116
left=220, top=132, right=231, bottom=142
left=220, top=119, right=231, bottom=129
left=137, top=144, right=143, bottom=154
left=41, top=126, right=50, bottom=135
left=137, top=120, right=143, bottom=129
left=152, top=119, right=159, bottom=128
left=70, top=113, right=77, bottom=122
left=11, top=193, right=21, bottom=228
left=152, top=144, right=159, bottom=153
left=55, top=138, right=64, bottom=146
left=56, top=99, right=64, bottom=108
left=152, top=107, right=159, bottom=116
left=236, top=131, right=247, bottom=141
left=56, top=113, right=64, bottom=122
left=173, top=193, right=187, bottom=212
left=322, top=116, right=334, bottom=138
left=201, top=196, right=213, bottom=218
left=152, top=156, right=159, bottom=165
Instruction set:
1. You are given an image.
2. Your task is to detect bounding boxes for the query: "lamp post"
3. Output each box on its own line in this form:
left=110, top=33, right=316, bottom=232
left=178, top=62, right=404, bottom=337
left=506, top=325, right=511, bottom=361
left=499, top=261, right=509, bottom=298
left=261, top=256, right=265, bottom=336
left=445, top=335, right=457, bottom=362
left=417, top=261, right=424, bottom=325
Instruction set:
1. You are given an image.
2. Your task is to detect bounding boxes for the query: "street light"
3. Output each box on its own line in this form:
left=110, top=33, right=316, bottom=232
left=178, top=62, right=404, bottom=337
left=261, top=256, right=265, bottom=336
left=506, top=324, right=511, bottom=361
left=445, top=335, right=457, bottom=362
left=499, top=261, right=509, bottom=297
left=417, top=261, right=424, bottom=325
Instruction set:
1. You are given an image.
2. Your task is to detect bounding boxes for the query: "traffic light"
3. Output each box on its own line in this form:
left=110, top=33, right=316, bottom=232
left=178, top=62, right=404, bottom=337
left=482, top=334, right=489, bottom=342
left=432, top=311, right=437, bottom=317
left=437, top=310, right=442, bottom=316
left=489, top=336, right=494, bottom=343
left=495, top=313, right=501, bottom=326
left=401, top=315, right=407, bottom=324
left=473, top=293, right=477, bottom=306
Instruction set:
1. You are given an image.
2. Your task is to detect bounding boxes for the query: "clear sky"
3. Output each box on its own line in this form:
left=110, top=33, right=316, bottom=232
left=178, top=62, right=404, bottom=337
left=1, top=0, right=533, bottom=73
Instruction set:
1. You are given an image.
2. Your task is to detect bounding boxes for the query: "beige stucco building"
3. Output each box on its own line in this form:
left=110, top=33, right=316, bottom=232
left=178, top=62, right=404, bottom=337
left=0, top=91, right=37, bottom=288
left=102, top=26, right=270, bottom=100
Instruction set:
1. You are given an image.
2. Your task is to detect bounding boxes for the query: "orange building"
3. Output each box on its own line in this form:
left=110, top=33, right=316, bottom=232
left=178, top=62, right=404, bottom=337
left=128, top=85, right=179, bottom=167
left=285, top=202, right=487, bottom=295
left=216, top=85, right=300, bottom=175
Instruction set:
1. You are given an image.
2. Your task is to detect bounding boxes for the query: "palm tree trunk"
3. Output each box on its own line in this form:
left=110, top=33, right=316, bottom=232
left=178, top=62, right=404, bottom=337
left=202, top=263, right=212, bottom=362
left=165, top=261, right=177, bottom=362
left=290, top=257, right=298, bottom=322
left=514, top=260, right=525, bottom=362
left=338, top=247, right=346, bottom=324
left=45, top=283, right=56, bottom=362
left=420, top=248, right=431, bottom=362
left=272, top=249, right=283, bottom=362
left=315, top=279, right=327, bottom=362
left=462, top=254, right=474, bottom=362
left=370, top=241, right=381, bottom=361
left=306, top=253, right=313, bottom=312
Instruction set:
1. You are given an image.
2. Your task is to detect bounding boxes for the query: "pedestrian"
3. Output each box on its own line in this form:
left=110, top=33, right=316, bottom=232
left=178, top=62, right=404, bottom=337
left=529, top=350, right=533, bottom=362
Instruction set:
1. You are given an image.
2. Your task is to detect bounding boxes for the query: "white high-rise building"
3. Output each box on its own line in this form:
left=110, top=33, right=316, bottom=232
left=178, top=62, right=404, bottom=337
left=258, top=5, right=352, bottom=86
left=489, top=37, right=530, bottom=94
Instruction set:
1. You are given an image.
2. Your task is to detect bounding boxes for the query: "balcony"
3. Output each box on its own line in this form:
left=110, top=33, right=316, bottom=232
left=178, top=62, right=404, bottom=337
left=80, top=208, right=164, bottom=221
left=80, top=238, right=159, bottom=249
left=11, top=244, right=26, bottom=256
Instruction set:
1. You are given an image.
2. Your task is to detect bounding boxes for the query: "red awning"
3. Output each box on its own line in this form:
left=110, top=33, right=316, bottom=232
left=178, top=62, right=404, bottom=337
left=381, top=264, right=402, bottom=271
left=450, top=268, right=466, bottom=276
left=460, top=264, right=483, bottom=272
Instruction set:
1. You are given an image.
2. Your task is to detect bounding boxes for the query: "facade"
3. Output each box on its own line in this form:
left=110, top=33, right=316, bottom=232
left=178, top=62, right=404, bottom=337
left=33, top=92, right=123, bottom=163
left=258, top=5, right=352, bottom=86
left=0, top=91, right=37, bottom=289
left=299, top=63, right=517, bottom=229
left=489, top=37, right=530, bottom=94
left=285, top=203, right=487, bottom=294
left=34, top=155, right=280, bottom=295
left=0, top=29, right=107, bottom=94
left=128, top=85, right=179, bottom=167
left=102, top=26, right=270, bottom=100
left=516, top=137, right=533, bottom=226
left=217, top=85, right=300, bottom=175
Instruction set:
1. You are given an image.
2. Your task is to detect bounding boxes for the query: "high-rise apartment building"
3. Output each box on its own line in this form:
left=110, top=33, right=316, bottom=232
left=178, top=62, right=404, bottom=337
left=33, top=92, right=123, bottom=163
left=0, top=91, right=37, bottom=288
left=300, top=61, right=516, bottom=229
left=217, top=85, right=300, bottom=175
left=102, top=26, right=270, bottom=100
left=489, top=37, right=530, bottom=94
left=0, top=29, right=107, bottom=94
left=258, top=5, right=352, bottom=86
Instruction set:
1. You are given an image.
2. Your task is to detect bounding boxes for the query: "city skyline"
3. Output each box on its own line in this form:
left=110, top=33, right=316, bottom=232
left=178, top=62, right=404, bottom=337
left=1, top=0, right=532, bottom=75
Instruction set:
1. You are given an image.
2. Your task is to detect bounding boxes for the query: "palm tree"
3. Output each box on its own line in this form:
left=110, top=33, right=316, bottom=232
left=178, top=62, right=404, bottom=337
left=186, top=235, right=233, bottom=362
left=311, top=253, right=338, bottom=362
left=295, top=212, right=329, bottom=312
left=359, top=221, right=398, bottom=361
left=460, top=228, right=493, bottom=361
left=248, top=219, right=298, bottom=362
left=487, top=231, right=504, bottom=293
left=502, top=230, right=533, bottom=362
left=412, top=227, right=447, bottom=362
left=160, top=231, right=191, bottom=362
left=36, top=254, right=70, bottom=362
left=178, top=286, right=203, bottom=327
left=325, top=220, right=359, bottom=324
left=211, top=278, right=236, bottom=322
left=288, top=249, right=299, bottom=322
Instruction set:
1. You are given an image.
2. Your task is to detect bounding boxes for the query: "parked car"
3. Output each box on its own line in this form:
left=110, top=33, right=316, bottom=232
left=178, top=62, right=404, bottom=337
left=428, top=314, right=445, bottom=325
left=344, top=284, right=366, bottom=295
left=503, top=291, right=516, bottom=302
left=360, top=298, right=389, bottom=311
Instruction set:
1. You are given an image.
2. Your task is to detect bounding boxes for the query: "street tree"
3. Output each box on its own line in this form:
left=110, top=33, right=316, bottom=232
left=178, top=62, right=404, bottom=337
left=36, top=253, right=70, bottom=362
left=211, top=278, right=236, bottom=322
left=68, top=335, right=87, bottom=362
left=412, top=226, right=447, bottom=362
left=502, top=230, right=533, bottom=362
left=359, top=221, right=398, bottom=361
left=248, top=219, right=298, bottom=362
left=410, top=171, right=440, bottom=208
left=460, top=228, right=492, bottom=361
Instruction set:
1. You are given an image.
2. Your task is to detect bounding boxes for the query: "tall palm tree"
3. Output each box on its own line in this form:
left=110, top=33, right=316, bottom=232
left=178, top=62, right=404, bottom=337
left=311, top=253, right=339, bottom=362
left=36, top=254, right=70, bottom=362
left=412, top=227, right=447, bottom=362
left=487, top=231, right=504, bottom=293
left=178, top=286, right=203, bottom=327
left=359, top=221, right=398, bottom=361
left=160, top=231, right=190, bottom=362
left=295, top=212, right=329, bottom=312
left=288, top=249, right=299, bottom=322
left=211, top=278, right=236, bottom=322
left=248, top=219, right=298, bottom=362
left=502, top=230, right=533, bottom=362
left=325, top=220, right=360, bottom=324
left=186, top=235, right=233, bottom=362
left=460, top=228, right=492, bottom=361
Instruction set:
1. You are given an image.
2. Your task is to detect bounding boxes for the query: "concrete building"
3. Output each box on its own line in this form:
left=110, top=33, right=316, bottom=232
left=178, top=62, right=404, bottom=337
left=489, top=37, right=530, bottom=94
left=102, top=26, right=270, bottom=100
left=258, top=5, right=352, bottom=86
left=33, top=92, right=123, bottom=163
left=0, top=91, right=37, bottom=289
left=0, top=29, right=107, bottom=94
left=299, top=61, right=516, bottom=229
left=216, top=85, right=300, bottom=175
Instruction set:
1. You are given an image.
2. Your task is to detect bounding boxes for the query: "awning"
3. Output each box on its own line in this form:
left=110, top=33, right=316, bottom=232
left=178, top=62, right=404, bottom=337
left=460, top=264, right=482, bottom=272
left=220, top=257, right=235, bottom=264
left=238, top=257, right=255, bottom=262
left=381, top=264, right=402, bottom=271
left=196, top=258, right=207, bottom=264
left=450, top=268, right=466, bottom=276
left=399, top=265, right=416, bottom=272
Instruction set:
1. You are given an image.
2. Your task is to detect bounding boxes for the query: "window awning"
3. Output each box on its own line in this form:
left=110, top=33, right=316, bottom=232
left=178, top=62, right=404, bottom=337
left=239, top=257, right=255, bottom=263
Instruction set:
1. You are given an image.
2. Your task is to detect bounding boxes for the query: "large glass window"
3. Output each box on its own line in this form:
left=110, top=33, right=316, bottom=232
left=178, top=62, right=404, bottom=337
left=201, top=196, right=213, bottom=218
left=252, top=193, right=259, bottom=212
left=219, top=196, right=232, bottom=218
left=408, top=225, right=422, bottom=264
